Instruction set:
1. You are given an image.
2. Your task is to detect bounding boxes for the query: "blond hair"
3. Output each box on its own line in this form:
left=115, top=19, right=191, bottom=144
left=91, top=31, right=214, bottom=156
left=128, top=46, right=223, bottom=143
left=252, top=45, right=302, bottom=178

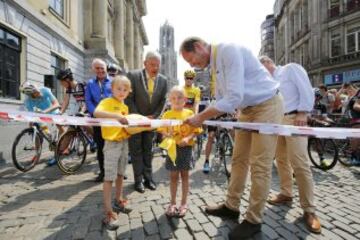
left=111, top=75, right=132, bottom=93
left=168, top=85, right=185, bottom=98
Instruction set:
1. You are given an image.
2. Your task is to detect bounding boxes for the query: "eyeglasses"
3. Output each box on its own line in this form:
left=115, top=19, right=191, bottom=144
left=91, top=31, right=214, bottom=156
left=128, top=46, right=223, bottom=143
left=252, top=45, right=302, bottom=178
left=185, top=78, right=194, bottom=80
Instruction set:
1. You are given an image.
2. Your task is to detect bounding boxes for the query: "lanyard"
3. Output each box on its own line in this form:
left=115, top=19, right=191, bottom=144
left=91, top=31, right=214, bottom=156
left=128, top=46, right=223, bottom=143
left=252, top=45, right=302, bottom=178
left=98, top=80, right=104, bottom=99
left=210, top=44, right=217, bottom=98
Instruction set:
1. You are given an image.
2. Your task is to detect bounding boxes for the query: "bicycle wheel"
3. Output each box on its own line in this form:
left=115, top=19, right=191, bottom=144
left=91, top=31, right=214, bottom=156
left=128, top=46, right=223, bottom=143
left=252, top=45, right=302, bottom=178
left=221, top=133, right=232, bottom=178
left=56, top=130, right=87, bottom=174
left=308, top=137, right=338, bottom=171
left=12, top=128, right=42, bottom=172
left=334, top=139, right=352, bottom=166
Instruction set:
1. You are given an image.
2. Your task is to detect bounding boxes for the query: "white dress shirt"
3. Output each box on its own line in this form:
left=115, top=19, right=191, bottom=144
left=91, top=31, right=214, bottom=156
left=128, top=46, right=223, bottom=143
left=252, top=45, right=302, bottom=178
left=273, top=64, right=314, bottom=113
left=210, top=43, right=279, bottom=112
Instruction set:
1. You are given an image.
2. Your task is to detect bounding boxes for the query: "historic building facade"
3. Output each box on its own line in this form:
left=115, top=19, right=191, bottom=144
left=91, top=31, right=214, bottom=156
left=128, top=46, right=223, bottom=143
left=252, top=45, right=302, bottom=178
left=0, top=0, right=148, bottom=162
left=274, top=0, right=360, bottom=87
left=159, top=21, right=177, bottom=90
left=260, top=14, right=275, bottom=60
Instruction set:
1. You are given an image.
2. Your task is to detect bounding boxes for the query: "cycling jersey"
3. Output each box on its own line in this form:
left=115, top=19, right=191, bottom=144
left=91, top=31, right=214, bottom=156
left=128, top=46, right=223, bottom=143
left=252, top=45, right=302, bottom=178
left=66, top=82, right=86, bottom=115
left=184, top=85, right=200, bottom=110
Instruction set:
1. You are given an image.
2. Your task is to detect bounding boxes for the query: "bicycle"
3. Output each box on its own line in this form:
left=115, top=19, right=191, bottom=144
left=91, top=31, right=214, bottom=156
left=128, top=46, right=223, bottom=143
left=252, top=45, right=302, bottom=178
left=307, top=114, right=360, bottom=170
left=193, top=131, right=205, bottom=161
left=12, top=122, right=59, bottom=172
left=56, top=124, right=96, bottom=175
left=210, top=118, right=235, bottom=179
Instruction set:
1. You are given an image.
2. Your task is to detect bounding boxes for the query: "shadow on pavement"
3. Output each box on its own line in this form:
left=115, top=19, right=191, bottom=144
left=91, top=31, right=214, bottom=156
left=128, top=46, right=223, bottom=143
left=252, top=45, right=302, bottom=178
left=0, top=176, right=96, bottom=213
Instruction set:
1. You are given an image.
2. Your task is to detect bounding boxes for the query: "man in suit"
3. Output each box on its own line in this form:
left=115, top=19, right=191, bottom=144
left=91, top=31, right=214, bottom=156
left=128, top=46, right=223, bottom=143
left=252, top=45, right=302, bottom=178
left=180, top=37, right=283, bottom=240
left=126, top=51, right=168, bottom=193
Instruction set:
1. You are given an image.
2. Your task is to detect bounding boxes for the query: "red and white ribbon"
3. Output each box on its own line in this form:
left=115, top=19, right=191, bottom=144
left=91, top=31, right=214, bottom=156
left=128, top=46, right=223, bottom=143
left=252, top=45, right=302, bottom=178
left=1, top=109, right=360, bottom=139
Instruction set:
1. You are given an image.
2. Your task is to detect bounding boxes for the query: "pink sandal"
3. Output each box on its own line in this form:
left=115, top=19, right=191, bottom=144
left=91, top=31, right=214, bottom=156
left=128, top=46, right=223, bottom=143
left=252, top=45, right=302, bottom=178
left=177, top=204, right=188, bottom=218
left=165, top=204, right=177, bottom=217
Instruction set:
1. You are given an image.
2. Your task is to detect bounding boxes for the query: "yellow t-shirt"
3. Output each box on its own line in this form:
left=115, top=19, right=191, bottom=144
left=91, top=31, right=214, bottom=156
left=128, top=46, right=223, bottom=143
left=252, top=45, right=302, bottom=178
left=184, top=85, right=201, bottom=110
left=159, top=109, right=202, bottom=146
left=95, top=97, right=130, bottom=141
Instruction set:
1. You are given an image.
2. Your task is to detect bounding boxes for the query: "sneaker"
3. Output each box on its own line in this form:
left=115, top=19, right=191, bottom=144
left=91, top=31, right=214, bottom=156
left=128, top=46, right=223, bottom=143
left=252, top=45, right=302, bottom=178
left=113, top=199, right=132, bottom=214
left=350, top=157, right=360, bottom=166
left=320, top=159, right=331, bottom=168
left=102, top=211, right=119, bottom=231
left=47, top=158, right=57, bottom=166
left=203, top=161, right=210, bottom=174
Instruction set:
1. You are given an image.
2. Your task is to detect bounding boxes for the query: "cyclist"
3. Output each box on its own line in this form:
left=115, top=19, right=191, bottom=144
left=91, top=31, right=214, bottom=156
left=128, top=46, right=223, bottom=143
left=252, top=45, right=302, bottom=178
left=20, top=81, right=64, bottom=165
left=183, top=70, right=201, bottom=114
left=56, top=68, right=86, bottom=116
left=56, top=68, right=96, bottom=152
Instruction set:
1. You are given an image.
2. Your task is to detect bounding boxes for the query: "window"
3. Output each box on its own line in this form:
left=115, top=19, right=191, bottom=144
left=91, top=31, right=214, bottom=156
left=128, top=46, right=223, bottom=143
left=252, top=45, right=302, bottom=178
left=0, top=27, right=21, bottom=99
left=346, top=25, right=360, bottom=54
left=49, top=0, right=64, bottom=18
left=50, top=53, right=66, bottom=100
left=329, top=0, right=340, bottom=18
left=330, top=32, right=341, bottom=57
left=346, top=0, right=360, bottom=12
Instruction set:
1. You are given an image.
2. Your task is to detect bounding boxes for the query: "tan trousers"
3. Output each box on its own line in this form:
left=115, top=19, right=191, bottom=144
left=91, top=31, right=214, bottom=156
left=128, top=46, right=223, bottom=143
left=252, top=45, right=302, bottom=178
left=275, top=114, right=316, bottom=213
left=225, top=94, right=283, bottom=224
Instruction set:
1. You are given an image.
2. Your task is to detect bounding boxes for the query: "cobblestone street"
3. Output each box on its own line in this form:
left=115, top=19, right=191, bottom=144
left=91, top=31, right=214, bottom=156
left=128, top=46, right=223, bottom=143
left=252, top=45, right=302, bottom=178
left=0, top=151, right=360, bottom=240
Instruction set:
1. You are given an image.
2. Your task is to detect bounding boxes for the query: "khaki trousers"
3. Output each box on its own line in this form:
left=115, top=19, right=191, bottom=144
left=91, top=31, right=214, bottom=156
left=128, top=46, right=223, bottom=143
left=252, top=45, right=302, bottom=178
left=225, top=94, right=283, bottom=224
left=275, top=114, right=316, bottom=213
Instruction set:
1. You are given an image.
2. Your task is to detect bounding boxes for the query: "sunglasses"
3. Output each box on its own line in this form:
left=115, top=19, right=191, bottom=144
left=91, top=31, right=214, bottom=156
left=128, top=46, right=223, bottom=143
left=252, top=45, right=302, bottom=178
left=185, top=78, right=194, bottom=80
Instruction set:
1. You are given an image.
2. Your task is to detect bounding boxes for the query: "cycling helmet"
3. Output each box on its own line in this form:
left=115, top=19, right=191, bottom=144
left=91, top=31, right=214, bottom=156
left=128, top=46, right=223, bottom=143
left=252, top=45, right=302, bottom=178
left=20, top=82, right=39, bottom=95
left=184, top=69, right=196, bottom=79
left=314, top=88, right=322, bottom=100
left=107, top=63, right=120, bottom=73
left=56, top=68, right=73, bottom=81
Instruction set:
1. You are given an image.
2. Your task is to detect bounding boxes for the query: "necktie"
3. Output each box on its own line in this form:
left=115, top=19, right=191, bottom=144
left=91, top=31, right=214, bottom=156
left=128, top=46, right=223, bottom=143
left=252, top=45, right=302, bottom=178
left=148, top=77, right=154, bottom=100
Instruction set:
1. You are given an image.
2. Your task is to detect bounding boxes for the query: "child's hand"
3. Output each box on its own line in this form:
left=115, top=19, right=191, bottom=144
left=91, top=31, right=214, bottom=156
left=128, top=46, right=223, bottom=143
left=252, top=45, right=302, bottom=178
left=178, top=136, right=191, bottom=147
left=118, top=117, right=128, bottom=125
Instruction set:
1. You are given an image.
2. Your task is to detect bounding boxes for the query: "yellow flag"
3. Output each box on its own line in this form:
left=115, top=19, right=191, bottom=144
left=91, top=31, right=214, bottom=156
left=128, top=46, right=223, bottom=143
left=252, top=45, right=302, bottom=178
left=159, top=137, right=177, bottom=166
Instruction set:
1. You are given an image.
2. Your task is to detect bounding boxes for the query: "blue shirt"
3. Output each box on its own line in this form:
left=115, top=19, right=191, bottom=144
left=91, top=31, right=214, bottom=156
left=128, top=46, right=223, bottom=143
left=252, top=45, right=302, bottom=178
left=85, top=77, right=112, bottom=115
left=211, top=43, right=279, bottom=112
left=24, top=87, right=60, bottom=114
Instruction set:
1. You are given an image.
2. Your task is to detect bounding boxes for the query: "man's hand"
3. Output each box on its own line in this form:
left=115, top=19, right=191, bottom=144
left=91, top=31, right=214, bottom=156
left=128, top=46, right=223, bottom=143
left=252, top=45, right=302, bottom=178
left=147, top=115, right=154, bottom=119
left=294, top=112, right=308, bottom=126
left=118, top=117, right=128, bottom=125
left=184, top=114, right=204, bottom=128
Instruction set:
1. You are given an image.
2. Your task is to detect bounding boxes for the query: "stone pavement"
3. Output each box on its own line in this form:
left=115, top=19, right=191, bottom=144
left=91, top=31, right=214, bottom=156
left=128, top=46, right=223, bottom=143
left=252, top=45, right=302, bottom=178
left=0, top=150, right=360, bottom=240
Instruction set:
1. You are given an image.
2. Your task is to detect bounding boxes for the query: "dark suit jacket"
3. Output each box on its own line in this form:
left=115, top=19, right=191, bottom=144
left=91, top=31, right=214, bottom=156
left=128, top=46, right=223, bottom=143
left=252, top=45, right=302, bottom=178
left=125, top=69, right=168, bottom=118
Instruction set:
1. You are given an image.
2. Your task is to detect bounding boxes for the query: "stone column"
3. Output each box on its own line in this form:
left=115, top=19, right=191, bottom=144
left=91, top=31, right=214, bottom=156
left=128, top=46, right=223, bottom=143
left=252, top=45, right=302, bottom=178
left=134, top=23, right=140, bottom=68
left=92, top=0, right=107, bottom=38
left=114, top=0, right=125, bottom=65
left=125, top=0, right=134, bottom=69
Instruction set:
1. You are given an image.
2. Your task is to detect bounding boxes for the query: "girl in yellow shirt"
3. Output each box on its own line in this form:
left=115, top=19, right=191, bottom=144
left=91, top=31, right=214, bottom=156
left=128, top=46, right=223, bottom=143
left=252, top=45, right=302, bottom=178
left=158, top=86, right=202, bottom=218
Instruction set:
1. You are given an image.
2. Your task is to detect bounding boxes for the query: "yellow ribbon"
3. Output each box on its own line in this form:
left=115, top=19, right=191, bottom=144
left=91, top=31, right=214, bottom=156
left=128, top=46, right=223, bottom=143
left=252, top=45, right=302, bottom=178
left=159, top=137, right=177, bottom=165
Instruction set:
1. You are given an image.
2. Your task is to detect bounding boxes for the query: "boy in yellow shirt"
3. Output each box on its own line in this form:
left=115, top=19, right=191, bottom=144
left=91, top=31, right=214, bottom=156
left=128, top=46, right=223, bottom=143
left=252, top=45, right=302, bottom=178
left=158, top=86, right=202, bottom=218
left=94, top=76, right=132, bottom=230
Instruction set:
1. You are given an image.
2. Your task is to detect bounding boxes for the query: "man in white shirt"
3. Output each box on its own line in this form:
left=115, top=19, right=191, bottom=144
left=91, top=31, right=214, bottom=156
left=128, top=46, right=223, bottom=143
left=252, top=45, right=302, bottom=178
left=260, top=56, right=321, bottom=234
left=180, top=36, right=284, bottom=239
